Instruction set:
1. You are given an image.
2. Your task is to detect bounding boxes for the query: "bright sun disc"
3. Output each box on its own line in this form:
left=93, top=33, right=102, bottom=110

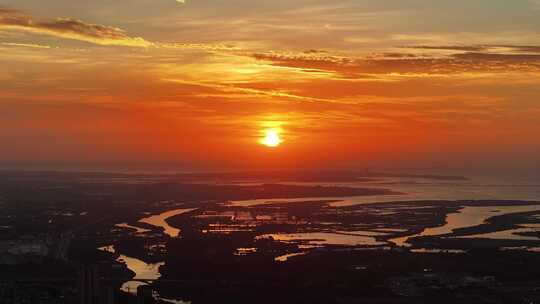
left=261, top=130, right=282, bottom=147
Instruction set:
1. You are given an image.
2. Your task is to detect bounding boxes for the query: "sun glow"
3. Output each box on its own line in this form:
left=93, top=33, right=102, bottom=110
left=261, top=130, right=282, bottom=147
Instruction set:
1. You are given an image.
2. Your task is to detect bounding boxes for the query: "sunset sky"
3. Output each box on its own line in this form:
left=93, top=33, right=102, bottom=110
left=1, top=0, right=539, bottom=174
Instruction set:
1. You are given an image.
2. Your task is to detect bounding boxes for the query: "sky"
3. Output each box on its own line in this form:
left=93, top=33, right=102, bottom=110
left=0, top=0, right=539, bottom=175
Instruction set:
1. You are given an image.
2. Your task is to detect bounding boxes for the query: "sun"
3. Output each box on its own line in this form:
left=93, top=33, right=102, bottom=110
left=261, top=130, right=282, bottom=147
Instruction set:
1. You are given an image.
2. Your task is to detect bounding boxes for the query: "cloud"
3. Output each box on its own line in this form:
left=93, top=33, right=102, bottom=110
left=452, top=52, right=540, bottom=62
left=497, top=45, right=540, bottom=53
left=408, top=45, right=487, bottom=52
left=251, top=45, right=540, bottom=78
left=1, top=42, right=51, bottom=49
left=408, top=45, right=540, bottom=54
left=158, top=42, right=240, bottom=51
left=0, top=7, right=152, bottom=47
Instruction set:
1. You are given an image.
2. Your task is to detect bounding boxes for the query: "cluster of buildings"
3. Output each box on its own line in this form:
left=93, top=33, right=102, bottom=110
left=387, top=273, right=497, bottom=297
left=0, top=281, right=75, bottom=304
left=0, top=233, right=72, bottom=265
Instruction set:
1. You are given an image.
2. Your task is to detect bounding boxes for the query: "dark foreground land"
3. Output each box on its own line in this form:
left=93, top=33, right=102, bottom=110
left=0, top=171, right=539, bottom=304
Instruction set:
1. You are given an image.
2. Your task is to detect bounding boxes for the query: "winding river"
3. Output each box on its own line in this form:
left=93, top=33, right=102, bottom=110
left=139, top=208, right=197, bottom=237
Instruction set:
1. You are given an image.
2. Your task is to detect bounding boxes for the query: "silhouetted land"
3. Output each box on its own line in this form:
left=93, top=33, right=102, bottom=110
left=0, top=171, right=538, bottom=304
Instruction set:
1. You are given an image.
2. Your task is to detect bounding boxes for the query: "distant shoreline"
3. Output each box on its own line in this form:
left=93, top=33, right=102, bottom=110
left=0, top=169, right=468, bottom=183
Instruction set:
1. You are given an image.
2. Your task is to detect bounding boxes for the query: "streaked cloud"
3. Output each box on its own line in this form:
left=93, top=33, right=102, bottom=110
left=1, top=42, right=51, bottom=49
left=0, top=7, right=152, bottom=47
left=158, top=42, right=240, bottom=51
left=1, top=0, right=539, bottom=172
left=251, top=45, right=540, bottom=79
left=408, top=45, right=540, bottom=54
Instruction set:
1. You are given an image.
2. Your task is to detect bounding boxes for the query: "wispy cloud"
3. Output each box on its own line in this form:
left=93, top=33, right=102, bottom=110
left=251, top=45, right=540, bottom=78
left=1, top=42, right=51, bottom=49
left=0, top=7, right=152, bottom=47
left=408, top=45, right=540, bottom=54
left=158, top=42, right=239, bottom=51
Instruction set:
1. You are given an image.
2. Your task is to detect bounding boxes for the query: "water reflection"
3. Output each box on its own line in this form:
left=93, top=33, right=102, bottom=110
left=161, top=299, right=191, bottom=304
left=458, top=224, right=540, bottom=241
left=230, top=176, right=540, bottom=207
left=410, top=249, right=467, bottom=254
left=139, top=208, right=197, bottom=237
left=275, top=252, right=308, bottom=262
left=234, top=248, right=257, bottom=256
left=98, top=245, right=164, bottom=294
left=258, top=232, right=386, bottom=246
left=115, top=223, right=151, bottom=234
left=390, top=205, right=540, bottom=247
left=118, top=255, right=164, bottom=294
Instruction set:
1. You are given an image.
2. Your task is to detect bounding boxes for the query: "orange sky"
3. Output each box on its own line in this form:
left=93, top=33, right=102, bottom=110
left=1, top=1, right=540, bottom=174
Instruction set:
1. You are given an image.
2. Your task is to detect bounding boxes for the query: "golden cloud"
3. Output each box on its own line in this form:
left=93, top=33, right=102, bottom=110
left=0, top=7, right=152, bottom=47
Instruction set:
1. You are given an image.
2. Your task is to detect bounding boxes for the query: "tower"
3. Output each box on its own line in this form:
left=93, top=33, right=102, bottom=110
left=78, top=264, right=100, bottom=304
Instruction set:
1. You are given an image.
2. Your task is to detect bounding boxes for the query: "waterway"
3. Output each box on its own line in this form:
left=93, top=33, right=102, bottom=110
left=389, top=205, right=540, bottom=247
left=230, top=176, right=540, bottom=207
left=139, top=208, right=197, bottom=237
